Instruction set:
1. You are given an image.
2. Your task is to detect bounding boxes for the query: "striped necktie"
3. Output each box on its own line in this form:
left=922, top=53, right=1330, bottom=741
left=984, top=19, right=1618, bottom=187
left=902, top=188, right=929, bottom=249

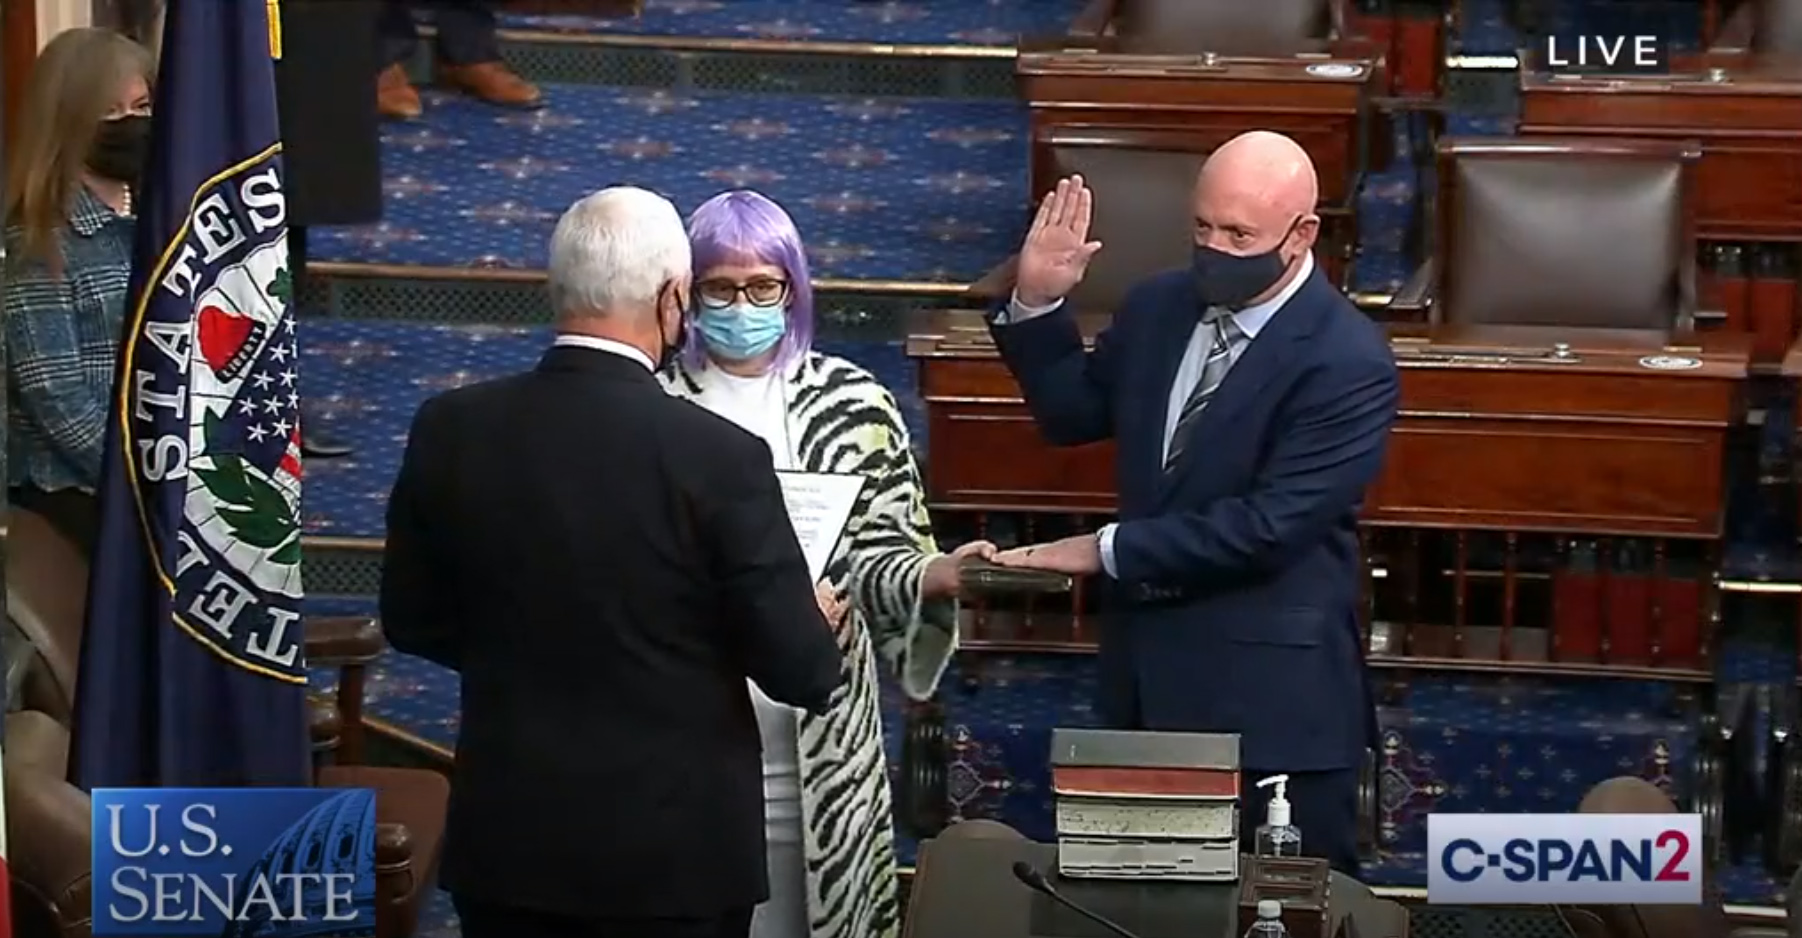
left=1164, top=310, right=1240, bottom=473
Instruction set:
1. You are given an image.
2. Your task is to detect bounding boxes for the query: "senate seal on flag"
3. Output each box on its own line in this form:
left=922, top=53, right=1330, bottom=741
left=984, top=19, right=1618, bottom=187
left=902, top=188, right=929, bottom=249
left=122, top=145, right=307, bottom=683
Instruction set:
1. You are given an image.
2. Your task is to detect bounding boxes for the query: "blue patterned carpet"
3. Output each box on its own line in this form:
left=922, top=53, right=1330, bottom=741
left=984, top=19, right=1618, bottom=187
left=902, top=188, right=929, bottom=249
left=309, top=83, right=1453, bottom=292
left=489, top=0, right=1084, bottom=46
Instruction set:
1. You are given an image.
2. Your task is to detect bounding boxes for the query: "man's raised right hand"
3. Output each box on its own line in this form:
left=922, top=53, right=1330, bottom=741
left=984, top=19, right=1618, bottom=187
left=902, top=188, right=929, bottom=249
left=1014, top=175, right=1104, bottom=309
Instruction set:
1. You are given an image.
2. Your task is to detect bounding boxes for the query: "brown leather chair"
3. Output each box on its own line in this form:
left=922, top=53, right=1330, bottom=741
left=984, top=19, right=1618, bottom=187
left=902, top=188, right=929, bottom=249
left=1712, top=0, right=1802, bottom=54
left=1390, top=137, right=1701, bottom=331
left=2, top=508, right=447, bottom=938
left=965, top=143, right=1198, bottom=314
left=1070, top=0, right=1343, bottom=56
left=1553, top=776, right=1754, bottom=938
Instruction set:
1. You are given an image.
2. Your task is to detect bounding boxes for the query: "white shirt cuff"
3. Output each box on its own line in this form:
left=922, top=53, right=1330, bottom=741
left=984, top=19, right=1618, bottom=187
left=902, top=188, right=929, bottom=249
left=993, top=291, right=1064, bottom=325
left=1097, top=524, right=1119, bottom=580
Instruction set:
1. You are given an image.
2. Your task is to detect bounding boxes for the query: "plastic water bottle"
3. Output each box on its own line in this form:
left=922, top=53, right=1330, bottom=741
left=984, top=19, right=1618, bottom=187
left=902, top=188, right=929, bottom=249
left=1244, top=899, right=1289, bottom=938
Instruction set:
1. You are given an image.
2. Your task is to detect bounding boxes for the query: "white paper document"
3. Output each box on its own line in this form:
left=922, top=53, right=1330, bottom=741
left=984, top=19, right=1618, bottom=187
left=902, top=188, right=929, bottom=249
left=775, top=471, right=866, bottom=582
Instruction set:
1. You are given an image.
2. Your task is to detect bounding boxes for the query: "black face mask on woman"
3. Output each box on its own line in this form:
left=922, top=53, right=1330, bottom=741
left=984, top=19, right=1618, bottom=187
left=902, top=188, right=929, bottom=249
left=1191, top=216, right=1304, bottom=310
left=87, top=114, right=151, bottom=184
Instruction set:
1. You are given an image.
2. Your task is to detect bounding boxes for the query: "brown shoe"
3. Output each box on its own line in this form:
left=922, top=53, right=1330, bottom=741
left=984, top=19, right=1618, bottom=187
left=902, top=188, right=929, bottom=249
left=437, top=61, right=544, bottom=110
left=377, top=64, right=423, bottom=120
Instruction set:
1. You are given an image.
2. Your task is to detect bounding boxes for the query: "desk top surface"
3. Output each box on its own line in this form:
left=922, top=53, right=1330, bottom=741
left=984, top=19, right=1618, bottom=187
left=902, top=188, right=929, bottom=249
left=903, top=837, right=1410, bottom=938
left=1520, top=54, right=1802, bottom=96
left=905, top=312, right=1752, bottom=378
left=1017, top=47, right=1378, bottom=83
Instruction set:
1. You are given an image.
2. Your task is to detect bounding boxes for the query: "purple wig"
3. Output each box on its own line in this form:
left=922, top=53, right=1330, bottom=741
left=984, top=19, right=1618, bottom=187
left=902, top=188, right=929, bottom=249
left=682, top=189, right=816, bottom=373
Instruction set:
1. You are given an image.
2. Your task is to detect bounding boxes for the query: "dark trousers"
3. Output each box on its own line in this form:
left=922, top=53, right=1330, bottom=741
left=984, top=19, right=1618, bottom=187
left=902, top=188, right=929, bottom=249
left=1238, top=766, right=1361, bottom=877
left=9, top=486, right=100, bottom=559
left=452, top=895, right=754, bottom=938
left=380, top=0, right=501, bottom=68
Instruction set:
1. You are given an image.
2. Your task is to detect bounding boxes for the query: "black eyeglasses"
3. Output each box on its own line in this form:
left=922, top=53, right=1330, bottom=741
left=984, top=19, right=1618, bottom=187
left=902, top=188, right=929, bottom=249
left=696, top=278, right=789, bottom=309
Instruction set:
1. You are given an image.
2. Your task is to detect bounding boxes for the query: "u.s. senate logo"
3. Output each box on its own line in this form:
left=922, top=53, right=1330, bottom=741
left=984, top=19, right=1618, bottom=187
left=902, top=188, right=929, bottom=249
left=125, top=145, right=307, bottom=682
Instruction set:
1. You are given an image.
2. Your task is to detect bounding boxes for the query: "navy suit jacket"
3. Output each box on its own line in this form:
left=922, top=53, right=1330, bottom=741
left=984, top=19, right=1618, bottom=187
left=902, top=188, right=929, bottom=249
left=991, top=265, right=1398, bottom=771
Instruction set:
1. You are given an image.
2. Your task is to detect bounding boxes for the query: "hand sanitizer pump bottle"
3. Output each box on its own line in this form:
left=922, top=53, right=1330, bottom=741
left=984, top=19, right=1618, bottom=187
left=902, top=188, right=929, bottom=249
left=1253, top=775, right=1301, bottom=857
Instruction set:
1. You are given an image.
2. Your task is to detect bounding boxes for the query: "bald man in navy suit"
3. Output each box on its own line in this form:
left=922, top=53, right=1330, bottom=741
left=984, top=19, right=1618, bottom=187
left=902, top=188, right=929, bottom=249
left=989, top=131, right=1398, bottom=874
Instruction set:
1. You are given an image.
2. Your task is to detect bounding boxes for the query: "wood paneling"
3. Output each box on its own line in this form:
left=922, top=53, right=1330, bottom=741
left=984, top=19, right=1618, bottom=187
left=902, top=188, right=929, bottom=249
left=4, top=0, right=38, bottom=144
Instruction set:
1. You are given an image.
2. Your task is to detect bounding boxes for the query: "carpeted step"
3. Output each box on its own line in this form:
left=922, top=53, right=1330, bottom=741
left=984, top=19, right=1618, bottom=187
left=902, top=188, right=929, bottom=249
left=315, top=86, right=1029, bottom=284
left=489, top=0, right=1087, bottom=47
left=315, top=82, right=1419, bottom=293
left=298, top=324, right=919, bottom=539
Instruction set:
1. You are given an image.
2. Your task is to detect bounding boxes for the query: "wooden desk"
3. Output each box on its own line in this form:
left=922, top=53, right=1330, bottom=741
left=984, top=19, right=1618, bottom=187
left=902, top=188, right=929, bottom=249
left=1518, top=62, right=1802, bottom=242
left=911, top=315, right=1748, bottom=531
left=903, top=836, right=1409, bottom=938
left=1372, top=325, right=1749, bottom=538
left=1017, top=48, right=1384, bottom=287
left=910, top=316, right=1748, bottom=675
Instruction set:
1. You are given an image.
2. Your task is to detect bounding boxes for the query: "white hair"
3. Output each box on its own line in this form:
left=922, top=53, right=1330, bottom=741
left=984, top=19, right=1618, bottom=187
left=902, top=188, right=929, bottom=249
left=546, top=187, right=692, bottom=319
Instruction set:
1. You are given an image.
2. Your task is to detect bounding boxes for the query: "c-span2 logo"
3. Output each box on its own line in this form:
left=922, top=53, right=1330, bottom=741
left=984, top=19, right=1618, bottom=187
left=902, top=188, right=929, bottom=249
left=92, top=788, right=377, bottom=936
left=1542, top=31, right=1672, bottom=75
left=126, top=147, right=306, bottom=683
left=1428, top=813, right=1702, bottom=905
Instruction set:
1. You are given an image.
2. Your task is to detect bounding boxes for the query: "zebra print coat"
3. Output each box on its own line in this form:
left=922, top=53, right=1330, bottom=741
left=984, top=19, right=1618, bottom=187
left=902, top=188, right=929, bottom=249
left=663, top=351, right=956, bottom=938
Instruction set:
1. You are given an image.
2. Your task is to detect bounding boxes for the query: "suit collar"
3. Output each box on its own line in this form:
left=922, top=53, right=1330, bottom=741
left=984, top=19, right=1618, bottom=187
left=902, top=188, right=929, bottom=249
left=551, top=333, right=655, bottom=371
left=538, top=342, right=659, bottom=381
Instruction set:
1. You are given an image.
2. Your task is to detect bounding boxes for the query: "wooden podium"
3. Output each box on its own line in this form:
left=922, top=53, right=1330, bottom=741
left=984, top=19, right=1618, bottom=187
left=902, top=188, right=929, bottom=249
left=1017, top=47, right=1385, bottom=288
left=908, top=314, right=1750, bottom=674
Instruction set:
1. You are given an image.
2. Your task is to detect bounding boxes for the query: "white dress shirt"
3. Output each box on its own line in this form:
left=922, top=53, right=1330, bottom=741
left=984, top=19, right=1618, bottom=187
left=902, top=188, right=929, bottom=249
left=550, top=332, right=655, bottom=370
left=1001, top=252, right=1315, bottom=578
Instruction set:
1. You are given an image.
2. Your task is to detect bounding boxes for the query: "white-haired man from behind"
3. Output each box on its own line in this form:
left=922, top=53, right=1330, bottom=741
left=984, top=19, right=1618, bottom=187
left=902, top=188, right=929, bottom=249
left=380, top=186, right=847, bottom=938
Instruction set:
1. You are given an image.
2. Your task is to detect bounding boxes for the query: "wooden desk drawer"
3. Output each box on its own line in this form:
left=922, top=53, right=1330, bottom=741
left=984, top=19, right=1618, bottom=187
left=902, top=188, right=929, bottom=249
left=1367, top=417, right=1726, bottom=537
left=927, top=404, right=1116, bottom=512
left=1398, top=367, right=1739, bottom=422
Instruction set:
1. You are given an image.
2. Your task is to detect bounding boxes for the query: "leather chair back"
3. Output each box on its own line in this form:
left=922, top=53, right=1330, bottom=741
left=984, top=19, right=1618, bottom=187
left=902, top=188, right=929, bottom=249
left=1048, top=143, right=1200, bottom=311
left=1556, top=777, right=1730, bottom=938
left=1754, top=0, right=1802, bottom=54
left=1113, top=0, right=1334, bottom=55
left=6, top=507, right=92, bottom=718
left=1435, top=137, right=1698, bottom=331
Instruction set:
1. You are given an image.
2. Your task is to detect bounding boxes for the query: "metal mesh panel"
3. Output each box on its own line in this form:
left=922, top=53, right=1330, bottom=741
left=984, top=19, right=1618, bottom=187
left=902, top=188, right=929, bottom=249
left=500, top=41, right=681, bottom=89
left=688, top=51, right=1013, bottom=99
left=312, top=271, right=970, bottom=334
left=411, top=31, right=1014, bottom=98
left=1444, top=67, right=1521, bottom=117
left=328, top=276, right=555, bottom=324
left=301, top=544, right=384, bottom=596
left=1411, top=907, right=1573, bottom=938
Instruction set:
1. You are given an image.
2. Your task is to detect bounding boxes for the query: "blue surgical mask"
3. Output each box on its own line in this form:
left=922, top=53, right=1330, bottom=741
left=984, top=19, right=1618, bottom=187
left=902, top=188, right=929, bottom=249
left=696, top=304, right=787, bottom=361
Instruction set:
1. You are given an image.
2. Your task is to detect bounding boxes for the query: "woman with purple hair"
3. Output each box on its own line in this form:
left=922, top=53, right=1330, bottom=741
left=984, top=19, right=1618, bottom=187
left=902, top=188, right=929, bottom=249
left=662, top=190, right=995, bottom=938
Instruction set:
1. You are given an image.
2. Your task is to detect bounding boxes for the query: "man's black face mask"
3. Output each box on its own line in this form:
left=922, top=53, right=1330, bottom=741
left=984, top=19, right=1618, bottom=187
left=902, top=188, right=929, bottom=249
left=1191, top=216, right=1303, bottom=310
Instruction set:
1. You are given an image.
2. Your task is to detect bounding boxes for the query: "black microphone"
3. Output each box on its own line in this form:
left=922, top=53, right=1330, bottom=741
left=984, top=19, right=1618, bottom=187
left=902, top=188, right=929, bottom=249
left=1011, top=860, right=1146, bottom=938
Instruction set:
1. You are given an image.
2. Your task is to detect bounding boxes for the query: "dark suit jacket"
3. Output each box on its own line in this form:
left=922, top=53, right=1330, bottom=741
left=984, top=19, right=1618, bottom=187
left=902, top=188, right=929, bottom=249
left=275, top=0, right=382, bottom=226
left=991, top=265, right=1397, bottom=773
left=381, top=345, right=845, bottom=918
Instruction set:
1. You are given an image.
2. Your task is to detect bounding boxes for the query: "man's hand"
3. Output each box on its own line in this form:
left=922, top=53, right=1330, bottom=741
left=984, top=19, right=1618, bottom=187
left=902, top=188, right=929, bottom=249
left=815, top=582, right=850, bottom=631
left=991, top=534, right=1103, bottom=576
left=1014, top=176, right=1104, bottom=309
left=922, top=540, right=1000, bottom=600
